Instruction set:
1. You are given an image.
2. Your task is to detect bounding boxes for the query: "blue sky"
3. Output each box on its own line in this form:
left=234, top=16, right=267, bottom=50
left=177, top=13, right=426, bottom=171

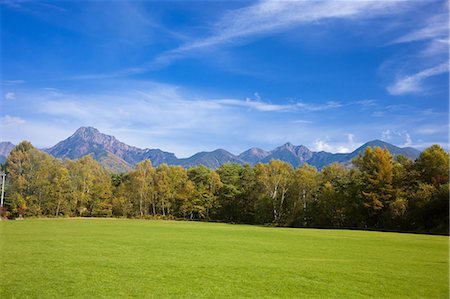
left=1, top=0, right=448, bottom=157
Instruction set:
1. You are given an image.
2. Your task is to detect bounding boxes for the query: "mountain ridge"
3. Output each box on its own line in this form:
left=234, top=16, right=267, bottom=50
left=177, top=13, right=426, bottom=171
left=0, top=141, right=15, bottom=164
left=2, top=127, right=422, bottom=172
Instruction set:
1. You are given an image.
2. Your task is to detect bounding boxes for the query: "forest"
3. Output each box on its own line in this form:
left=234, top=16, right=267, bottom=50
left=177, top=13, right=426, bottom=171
left=2, top=141, right=449, bottom=234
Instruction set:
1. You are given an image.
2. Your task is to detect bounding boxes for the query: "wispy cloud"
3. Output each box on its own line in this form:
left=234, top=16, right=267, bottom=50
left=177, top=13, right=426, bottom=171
left=386, top=7, right=448, bottom=95
left=387, top=62, right=448, bottom=95
left=390, top=12, right=448, bottom=45
left=214, top=98, right=341, bottom=112
left=2, top=80, right=25, bottom=85
left=74, top=0, right=412, bottom=79
left=354, top=99, right=377, bottom=107
left=1, top=83, right=350, bottom=156
left=1, top=115, right=25, bottom=126
left=381, top=129, right=413, bottom=147
left=292, top=120, right=313, bottom=124
left=4, top=92, right=15, bottom=100
left=163, top=1, right=408, bottom=57
left=313, top=133, right=360, bottom=153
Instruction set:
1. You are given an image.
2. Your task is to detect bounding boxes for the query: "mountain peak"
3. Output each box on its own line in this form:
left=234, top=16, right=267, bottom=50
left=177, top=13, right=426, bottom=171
left=46, top=127, right=178, bottom=170
left=0, top=141, right=15, bottom=158
left=44, top=127, right=422, bottom=172
left=364, top=139, right=390, bottom=147
left=69, top=127, right=119, bottom=146
left=247, top=147, right=269, bottom=156
left=349, top=139, right=421, bottom=160
left=277, top=142, right=309, bottom=152
left=276, top=142, right=294, bottom=151
left=263, top=143, right=312, bottom=167
left=77, top=126, right=99, bottom=132
left=73, top=126, right=101, bottom=137
left=238, top=147, right=270, bottom=165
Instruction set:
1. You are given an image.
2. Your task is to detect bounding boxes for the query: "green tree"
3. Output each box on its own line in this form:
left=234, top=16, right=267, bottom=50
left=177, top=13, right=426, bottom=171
left=129, top=160, right=155, bottom=217
left=254, top=160, right=293, bottom=224
left=216, top=163, right=244, bottom=222
left=5, top=141, right=55, bottom=217
left=111, top=173, right=133, bottom=217
left=155, top=164, right=189, bottom=217
left=415, top=145, right=449, bottom=186
left=66, top=156, right=111, bottom=217
left=287, top=163, right=319, bottom=226
left=354, top=147, right=395, bottom=227
left=188, top=165, right=222, bottom=219
left=50, top=163, right=72, bottom=216
left=311, top=163, right=349, bottom=228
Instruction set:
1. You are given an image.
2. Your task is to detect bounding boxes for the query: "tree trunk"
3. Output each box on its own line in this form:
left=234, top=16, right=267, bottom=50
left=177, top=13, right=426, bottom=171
left=56, top=198, right=61, bottom=216
left=139, top=194, right=143, bottom=217
left=272, top=186, right=278, bottom=222
left=303, top=201, right=307, bottom=226
left=162, top=199, right=166, bottom=216
left=279, top=188, right=287, bottom=222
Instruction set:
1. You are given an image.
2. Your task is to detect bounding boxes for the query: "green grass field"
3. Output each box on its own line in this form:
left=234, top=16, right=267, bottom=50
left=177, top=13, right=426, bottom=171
left=0, top=219, right=448, bottom=298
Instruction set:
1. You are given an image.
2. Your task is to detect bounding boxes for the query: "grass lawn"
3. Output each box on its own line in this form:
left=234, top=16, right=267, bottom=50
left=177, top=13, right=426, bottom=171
left=0, top=219, right=448, bottom=298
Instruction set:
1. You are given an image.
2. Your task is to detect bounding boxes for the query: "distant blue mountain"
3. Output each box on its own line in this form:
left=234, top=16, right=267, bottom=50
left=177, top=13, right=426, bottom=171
left=0, top=141, right=15, bottom=165
left=2, top=127, right=422, bottom=171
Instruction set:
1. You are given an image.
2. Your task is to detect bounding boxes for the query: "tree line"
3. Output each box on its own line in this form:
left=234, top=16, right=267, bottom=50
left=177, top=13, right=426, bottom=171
left=2, top=141, right=449, bottom=234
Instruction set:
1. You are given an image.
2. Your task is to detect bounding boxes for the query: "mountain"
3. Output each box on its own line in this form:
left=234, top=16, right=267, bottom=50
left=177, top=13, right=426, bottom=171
left=177, top=149, right=245, bottom=169
left=261, top=143, right=313, bottom=168
left=141, top=149, right=178, bottom=166
left=305, top=151, right=348, bottom=170
left=242, top=140, right=421, bottom=169
left=346, top=140, right=421, bottom=160
left=43, top=127, right=422, bottom=172
left=0, top=141, right=15, bottom=157
left=0, top=141, right=15, bottom=164
left=91, top=150, right=133, bottom=173
left=47, top=127, right=141, bottom=163
left=238, top=148, right=270, bottom=165
left=45, top=127, right=176, bottom=172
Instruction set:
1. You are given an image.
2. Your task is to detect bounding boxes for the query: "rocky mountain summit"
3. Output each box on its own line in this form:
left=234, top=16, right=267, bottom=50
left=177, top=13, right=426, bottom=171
left=3, top=127, right=422, bottom=172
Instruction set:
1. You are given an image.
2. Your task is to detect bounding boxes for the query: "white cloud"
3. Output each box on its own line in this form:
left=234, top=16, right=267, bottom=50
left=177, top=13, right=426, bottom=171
left=2, top=80, right=25, bottom=85
left=386, top=8, right=448, bottom=95
left=403, top=133, right=412, bottom=147
left=313, top=139, right=334, bottom=152
left=391, top=13, right=448, bottom=45
left=346, top=133, right=355, bottom=148
left=355, top=99, right=377, bottom=107
left=3, top=82, right=440, bottom=157
left=387, top=62, right=449, bottom=95
left=40, top=100, right=92, bottom=119
left=312, top=133, right=360, bottom=153
left=155, top=1, right=410, bottom=66
left=4, top=92, right=15, bottom=100
left=214, top=98, right=341, bottom=112
left=381, top=129, right=392, bottom=140
left=421, top=38, right=449, bottom=57
left=76, top=0, right=412, bottom=79
left=292, top=120, right=313, bottom=124
left=178, top=1, right=406, bottom=52
left=416, top=126, right=447, bottom=135
left=313, top=139, right=351, bottom=153
left=381, top=129, right=414, bottom=147
left=0, top=120, right=73, bottom=148
left=1, top=115, right=25, bottom=126
left=2, top=83, right=349, bottom=156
